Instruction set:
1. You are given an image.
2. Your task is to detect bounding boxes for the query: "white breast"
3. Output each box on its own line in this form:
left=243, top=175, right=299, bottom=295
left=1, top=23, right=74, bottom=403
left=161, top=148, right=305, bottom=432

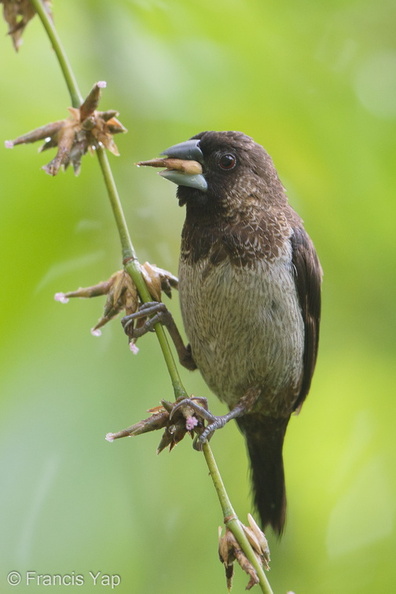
left=178, top=246, right=304, bottom=415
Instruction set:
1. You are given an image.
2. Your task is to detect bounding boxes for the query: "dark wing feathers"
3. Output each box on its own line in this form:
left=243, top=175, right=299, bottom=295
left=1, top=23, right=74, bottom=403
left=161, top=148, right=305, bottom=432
left=290, top=225, right=322, bottom=411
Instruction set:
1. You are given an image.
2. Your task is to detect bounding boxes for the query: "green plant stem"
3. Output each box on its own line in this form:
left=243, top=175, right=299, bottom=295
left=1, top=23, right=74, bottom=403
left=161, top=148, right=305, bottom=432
left=96, top=146, right=187, bottom=400
left=31, top=2, right=275, bottom=591
left=203, top=443, right=274, bottom=594
left=30, top=0, right=186, bottom=401
left=30, top=0, right=82, bottom=107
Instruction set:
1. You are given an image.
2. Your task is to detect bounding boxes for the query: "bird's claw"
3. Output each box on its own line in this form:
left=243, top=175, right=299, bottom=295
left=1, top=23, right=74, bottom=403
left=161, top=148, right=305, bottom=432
left=168, top=397, right=231, bottom=450
left=121, top=301, right=197, bottom=371
left=121, top=301, right=170, bottom=339
left=169, top=396, right=211, bottom=422
left=194, top=415, right=229, bottom=450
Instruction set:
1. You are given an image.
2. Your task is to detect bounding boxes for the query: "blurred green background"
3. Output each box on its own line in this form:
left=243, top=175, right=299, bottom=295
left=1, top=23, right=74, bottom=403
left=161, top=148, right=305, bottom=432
left=1, top=0, right=395, bottom=592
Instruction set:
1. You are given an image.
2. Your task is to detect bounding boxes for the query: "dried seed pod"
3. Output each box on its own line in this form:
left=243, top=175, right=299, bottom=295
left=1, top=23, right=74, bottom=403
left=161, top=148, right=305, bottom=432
left=5, top=82, right=127, bottom=175
left=1, top=0, right=52, bottom=51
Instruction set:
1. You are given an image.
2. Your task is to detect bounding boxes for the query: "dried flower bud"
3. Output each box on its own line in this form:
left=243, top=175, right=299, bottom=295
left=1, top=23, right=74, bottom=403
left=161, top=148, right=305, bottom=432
left=106, top=409, right=170, bottom=442
left=105, top=396, right=204, bottom=454
left=5, top=82, right=127, bottom=175
left=245, top=513, right=270, bottom=569
left=157, top=396, right=205, bottom=453
left=218, top=516, right=270, bottom=590
left=141, top=262, right=178, bottom=301
left=55, top=264, right=178, bottom=341
left=1, top=0, right=52, bottom=51
left=54, top=270, right=138, bottom=333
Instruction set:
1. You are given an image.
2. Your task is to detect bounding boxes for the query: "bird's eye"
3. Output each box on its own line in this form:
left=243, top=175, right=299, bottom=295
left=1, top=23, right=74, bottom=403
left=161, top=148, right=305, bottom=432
left=218, top=153, right=237, bottom=170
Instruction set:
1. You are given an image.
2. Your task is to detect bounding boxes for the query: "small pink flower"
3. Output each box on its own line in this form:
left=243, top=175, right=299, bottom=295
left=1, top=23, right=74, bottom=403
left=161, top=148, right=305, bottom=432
left=91, top=328, right=102, bottom=337
left=54, top=292, right=69, bottom=304
left=105, top=433, right=115, bottom=442
left=186, top=416, right=198, bottom=431
left=129, top=342, right=139, bottom=355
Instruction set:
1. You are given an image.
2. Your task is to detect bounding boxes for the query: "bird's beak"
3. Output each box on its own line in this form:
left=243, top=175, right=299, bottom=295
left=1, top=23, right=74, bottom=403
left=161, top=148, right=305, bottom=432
left=136, top=139, right=208, bottom=192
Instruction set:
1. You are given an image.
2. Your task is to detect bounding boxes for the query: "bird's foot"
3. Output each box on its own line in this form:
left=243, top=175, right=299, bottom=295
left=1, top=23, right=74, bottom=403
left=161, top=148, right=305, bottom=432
left=121, top=302, right=196, bottom=370
left=122, top=301, right=170, bottom=338
left=170, top=394, right=257, bottom=451
left=121, top=301, right=177, bottom=338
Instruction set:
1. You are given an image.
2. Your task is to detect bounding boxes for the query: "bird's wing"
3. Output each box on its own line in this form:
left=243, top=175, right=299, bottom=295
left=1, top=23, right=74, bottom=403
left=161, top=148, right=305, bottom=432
left=290, top=225, right=322, bottom=411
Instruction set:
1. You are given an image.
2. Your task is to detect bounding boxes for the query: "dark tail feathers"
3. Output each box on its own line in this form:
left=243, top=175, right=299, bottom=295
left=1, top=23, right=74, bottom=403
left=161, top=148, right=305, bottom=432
left=236, top=414, right=290, bottom=535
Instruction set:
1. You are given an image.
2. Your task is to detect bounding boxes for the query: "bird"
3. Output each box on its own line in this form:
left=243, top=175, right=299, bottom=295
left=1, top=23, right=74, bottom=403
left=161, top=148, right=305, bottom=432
left=128, top=131, right=322, bottom=535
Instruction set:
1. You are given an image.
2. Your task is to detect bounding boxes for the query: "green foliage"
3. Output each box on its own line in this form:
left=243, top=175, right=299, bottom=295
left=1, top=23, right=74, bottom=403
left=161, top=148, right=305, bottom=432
left=1, top=0, right=395, bottom=592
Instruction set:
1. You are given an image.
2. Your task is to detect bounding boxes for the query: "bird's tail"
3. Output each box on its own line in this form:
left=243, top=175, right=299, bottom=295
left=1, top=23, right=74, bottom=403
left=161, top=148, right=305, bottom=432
left=236, top=414, right=290, bottom=535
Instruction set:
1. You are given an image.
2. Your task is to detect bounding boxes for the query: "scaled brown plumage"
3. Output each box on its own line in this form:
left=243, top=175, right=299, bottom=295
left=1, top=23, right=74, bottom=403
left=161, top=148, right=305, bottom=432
left=132, top=131, right=322, bottom=534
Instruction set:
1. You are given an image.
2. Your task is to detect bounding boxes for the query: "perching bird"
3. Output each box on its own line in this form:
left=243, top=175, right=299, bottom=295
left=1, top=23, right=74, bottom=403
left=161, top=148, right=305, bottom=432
left=128, top=131, right=322, bottom=534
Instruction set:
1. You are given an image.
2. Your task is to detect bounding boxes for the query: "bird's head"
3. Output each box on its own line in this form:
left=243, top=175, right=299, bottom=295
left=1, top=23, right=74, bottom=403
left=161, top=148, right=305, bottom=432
left=137, top=131, right=286, bottom=214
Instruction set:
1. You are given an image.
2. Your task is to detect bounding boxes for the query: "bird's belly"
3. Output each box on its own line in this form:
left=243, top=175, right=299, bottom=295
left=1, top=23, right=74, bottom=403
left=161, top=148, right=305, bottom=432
left=179, top=257, right=304, bottom=415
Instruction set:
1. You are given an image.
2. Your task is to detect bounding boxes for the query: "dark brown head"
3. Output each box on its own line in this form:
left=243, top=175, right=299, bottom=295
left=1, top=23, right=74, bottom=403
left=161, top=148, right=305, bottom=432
left=183, top=131, right=288, bottom=216
left=138, top=131, right=289, bottom=219
left=137, top=131, right=302, bottom=265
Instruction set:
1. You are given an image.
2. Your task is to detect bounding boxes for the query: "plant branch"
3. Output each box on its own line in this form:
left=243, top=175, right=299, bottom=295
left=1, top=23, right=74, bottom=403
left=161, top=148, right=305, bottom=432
left=29, top=2, right=275, bottom=591
left=29, top=0, right=82, bottom=107
left=203, top=443, right=274, bottom=594
left=95, top=145, right=187, bottom=400
left=30, top=0, right=186, bottom=400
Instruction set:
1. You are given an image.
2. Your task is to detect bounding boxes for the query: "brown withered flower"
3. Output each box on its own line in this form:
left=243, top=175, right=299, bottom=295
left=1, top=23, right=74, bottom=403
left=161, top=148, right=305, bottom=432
left=218, top=514, right=270, bottom=590
left=1, top=0, right=52, bottom=51
left=105, top=396, right=205, bottom=454
left=55, top=263, right=178, bottom=350
left=5, top=81, right=126, bottom=175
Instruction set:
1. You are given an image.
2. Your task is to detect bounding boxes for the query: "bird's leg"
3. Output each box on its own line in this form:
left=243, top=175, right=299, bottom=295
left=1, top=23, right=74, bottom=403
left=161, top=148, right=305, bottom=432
left=121, top=302, right=197, bottom=370
left=170, top=387, right=261, bottom=451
